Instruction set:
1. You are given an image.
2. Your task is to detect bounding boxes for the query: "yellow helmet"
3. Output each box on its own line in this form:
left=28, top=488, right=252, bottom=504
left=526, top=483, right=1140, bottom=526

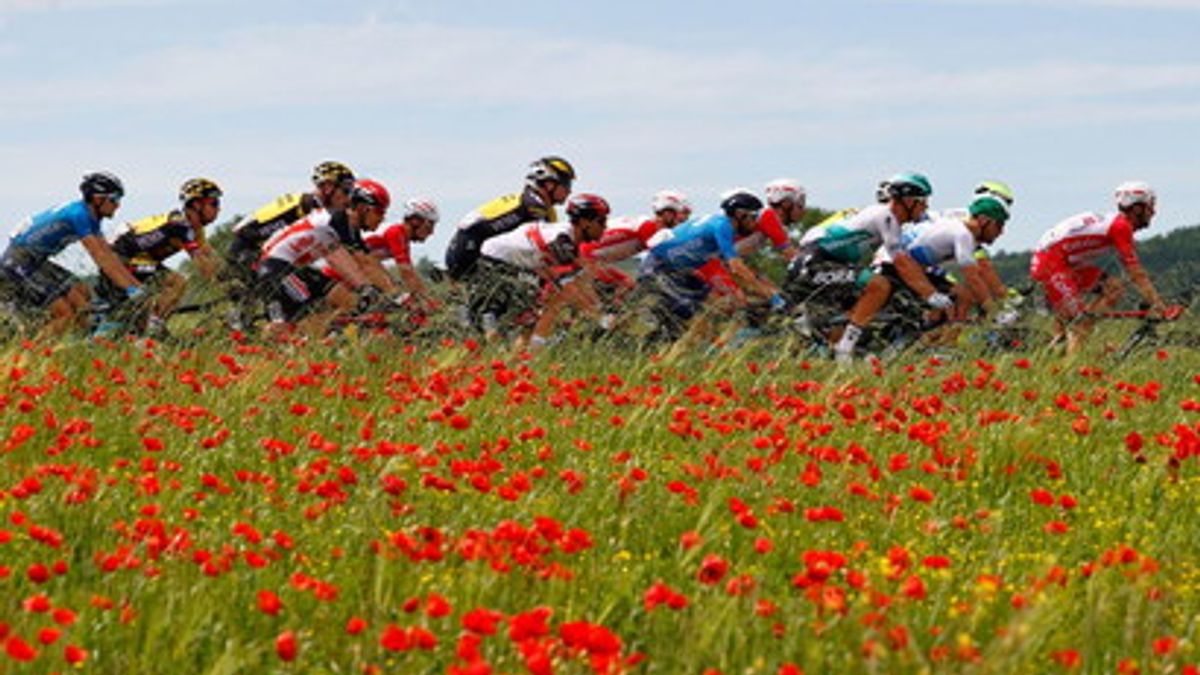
left=526, top=156, right=576, bottom=188
left=179, top=177, right=222, bottom=204
left=311, top=161, right=356, bottom=188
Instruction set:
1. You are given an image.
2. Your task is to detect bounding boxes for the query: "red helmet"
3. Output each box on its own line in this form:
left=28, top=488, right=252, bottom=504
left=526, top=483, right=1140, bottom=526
left=351, top=179, right=391, bottom=212
left=565, top=193, right=610, bottom=221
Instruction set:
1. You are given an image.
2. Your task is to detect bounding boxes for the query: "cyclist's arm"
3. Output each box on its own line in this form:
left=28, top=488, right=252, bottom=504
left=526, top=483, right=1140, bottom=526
left=891, top=252, right=937, bottom=299
left=325, top=247, right=371, bottom=291
left=726, top=257, right=776, bottom=300
left=395, top=263, right=432, bottom=301
left=1126, top=260, right=1165, bottom=311
left=352, top=251, right=399, bottom=293
left=80, top=235, right=139, bottom=290
left=960, top=264, right=995, bottom=311
left=188, top=244, right=221, bottom=280
left=976, top=257, right=1008, bottom=302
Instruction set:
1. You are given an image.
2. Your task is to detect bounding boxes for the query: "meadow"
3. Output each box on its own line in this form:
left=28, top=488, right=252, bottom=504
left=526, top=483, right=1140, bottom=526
left=2, top=332, right=1200, bottom=674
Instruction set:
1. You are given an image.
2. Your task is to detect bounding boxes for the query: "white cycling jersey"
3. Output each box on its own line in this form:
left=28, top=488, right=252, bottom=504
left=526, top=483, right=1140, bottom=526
left=480, top=220, right=575, bottom=271
left=259, top=210, right=362, bottom=268
left=874, top=214, right=978, bottom=267
left=799, top=203, right=905, bottom=263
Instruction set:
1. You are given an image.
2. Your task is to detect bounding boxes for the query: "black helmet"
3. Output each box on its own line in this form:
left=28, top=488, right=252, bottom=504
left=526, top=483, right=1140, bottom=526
left=179, top=177, right=223, bottom=204
left=311, top=161, right=356, bottom=188
left=80, top=171, right=125, bottom=199
left=526, top=156, right=576, bottom=188
left=719, top=188, right=764, bottom=217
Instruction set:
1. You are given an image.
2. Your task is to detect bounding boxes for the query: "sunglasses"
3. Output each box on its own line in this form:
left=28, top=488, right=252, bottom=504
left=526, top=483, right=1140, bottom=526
left=106, top=193, right=123, bottom=205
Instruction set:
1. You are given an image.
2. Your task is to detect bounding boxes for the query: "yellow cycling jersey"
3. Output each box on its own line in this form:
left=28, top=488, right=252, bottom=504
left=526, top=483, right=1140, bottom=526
left=253, top=193, right=306, bottom=224
left=815, top=208, right=859, bottom=228
left=111, top=210, right=202, bottom=266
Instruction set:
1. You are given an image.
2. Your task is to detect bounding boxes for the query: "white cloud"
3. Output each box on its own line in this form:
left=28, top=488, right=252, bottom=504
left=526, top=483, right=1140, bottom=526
left=2, top=20, right=1198, bottom=124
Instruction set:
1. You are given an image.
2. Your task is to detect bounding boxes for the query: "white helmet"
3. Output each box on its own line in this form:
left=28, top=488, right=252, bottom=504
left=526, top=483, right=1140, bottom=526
left=1114, top=181, right=1156, bottom=209
left=764, top=178, right=806, bottom=206
left=651, top=189, right=692, bottom=215
left=403, top=197, right=440, bottom=224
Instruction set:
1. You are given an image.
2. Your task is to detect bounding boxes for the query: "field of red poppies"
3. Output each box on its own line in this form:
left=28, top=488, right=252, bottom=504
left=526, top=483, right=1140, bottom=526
left=3, top=334, right=1200, bottom=674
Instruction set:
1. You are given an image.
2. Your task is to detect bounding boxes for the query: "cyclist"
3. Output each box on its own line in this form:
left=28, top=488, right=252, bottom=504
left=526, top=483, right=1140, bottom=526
left=640, top=189, right=785, bottom=329
left=580, top=189, right=692, bottom=294
left=445, top=155, right=575, bottom=280
left=471, top=193, right=610, bottom=347
left=1030, top=181, right=1167, bottom=353
left=227, top=161, right=356, bottom=270
left=794, top=172, right=950, bottom=361
left=927, top=179, right=1016, bottom=309
left=697, top=178, right=807, bottom=294
left=0, top=172, right=142, bottom=340
left=363, top=197, right=440, bottom=310
left=100, top=178, right=224, bottom=335
left=742, top=178, right=806, bottom=258
left=256, top=179, right=390, bottom=338
left=880, top=194, right=1012, bottom=321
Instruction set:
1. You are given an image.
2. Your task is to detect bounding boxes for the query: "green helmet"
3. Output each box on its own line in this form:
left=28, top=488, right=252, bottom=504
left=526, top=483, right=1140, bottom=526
left=886, top=172, right=933, bottom=199
left=974, top=180, right=1014, bottom=206
left=968, top=194, right=1010, bottom=224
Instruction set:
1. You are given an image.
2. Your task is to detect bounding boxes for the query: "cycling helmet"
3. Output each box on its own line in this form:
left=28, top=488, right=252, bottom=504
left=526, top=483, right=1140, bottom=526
left=179, top=177, right=223, bottom=204
left=651, top=189, right=691, bottom=215
left=312, top=161, right=356, bottom=187
left=351, top=179, right=391, bottom=212
left=885, top=172, right=933, bottom=200
left=526, top=156, right=576, bottom=187
left=1114, top=180, right=1156, bottom=209
left=565, top=193, right=611, bottom=221
left=968, top=194, right=1010, bottom=224
left=720, top=188, right=764, bottom=217
left=403, top=197, right=439, bottom=224
left=80, top=171, right=125, bottom=199
left=764, top=178, right=806, bottom=206
left=974, top=180, right=1014, bottom=206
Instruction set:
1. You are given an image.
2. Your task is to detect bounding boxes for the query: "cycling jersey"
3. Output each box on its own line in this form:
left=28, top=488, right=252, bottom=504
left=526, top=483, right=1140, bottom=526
left=1032, top=212, right=1138, bottom=270
left=7, top=200, right=102, bottom=263
left=364, top=222, right=413, bottom=265
left=735, top=208, right=791, bottom=256
left=580, top=215, right=660, bottom=263
left=259, top=209, right=364, bottom=268
left=1030, top=211, right=1140, bottom=317
left=233, top=192, right=321, bottom=245
left=799, top=203, right=904, bottom=264
left=876, top=214, right=978, bottom=268
left=646, top=214, right=738, bottom=271
left=445, top=187, right=556, bottom=278
left=480, top=220, right=577, bottom=271
left=111, top=210, right=203, bottom=266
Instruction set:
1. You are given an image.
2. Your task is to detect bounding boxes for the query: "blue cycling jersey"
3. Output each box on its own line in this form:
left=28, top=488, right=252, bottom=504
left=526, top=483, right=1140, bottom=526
left=8, top=200, right=101, bottom=262
left=647, top=214, right=737, bottom=271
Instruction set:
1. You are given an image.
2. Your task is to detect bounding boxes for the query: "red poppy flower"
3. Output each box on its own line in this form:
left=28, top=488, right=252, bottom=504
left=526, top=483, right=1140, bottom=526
left=275, top=630, right=297, bottom=661
left=697, top=554, right=729, bottom=585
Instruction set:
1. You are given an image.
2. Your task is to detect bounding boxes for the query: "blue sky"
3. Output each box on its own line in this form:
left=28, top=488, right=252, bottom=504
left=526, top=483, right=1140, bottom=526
left=2, top=0, right=1199, bottom=267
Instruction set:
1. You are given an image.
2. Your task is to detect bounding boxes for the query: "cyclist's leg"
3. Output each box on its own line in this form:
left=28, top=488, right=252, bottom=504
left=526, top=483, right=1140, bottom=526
left=837, top=269, right=893, bottom=358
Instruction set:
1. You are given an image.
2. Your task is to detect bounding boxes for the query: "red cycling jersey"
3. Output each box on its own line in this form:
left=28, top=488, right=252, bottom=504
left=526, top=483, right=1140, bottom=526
left=1030, top=212, right=1140, bottom=317
left=364, top=222, right=413, bottom=266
